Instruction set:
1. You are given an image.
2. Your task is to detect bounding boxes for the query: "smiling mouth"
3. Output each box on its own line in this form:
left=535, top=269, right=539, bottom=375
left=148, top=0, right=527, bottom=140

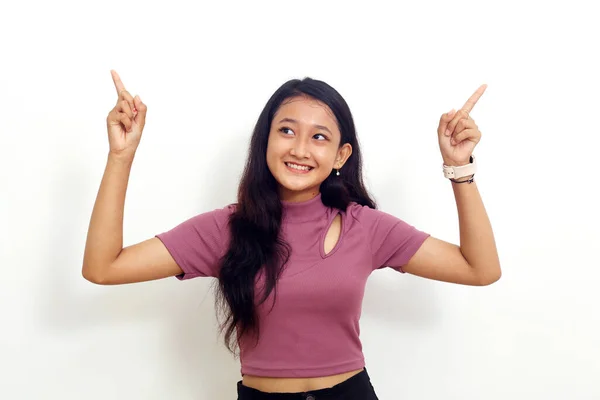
left=285, top=162, right=314, bottom=173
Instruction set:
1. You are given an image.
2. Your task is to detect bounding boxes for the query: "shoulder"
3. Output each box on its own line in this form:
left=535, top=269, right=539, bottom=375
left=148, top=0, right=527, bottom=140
left=345, top=201, right=384, bottom=224
left=171, top=203, right=237, bottom=234
left=156, top=203, right=237, bottom=280
left=345, top=201, right=422, bottom=234
left=218, top=203, right=237, bottom=220
left=197, top=203, right=236, bottom=220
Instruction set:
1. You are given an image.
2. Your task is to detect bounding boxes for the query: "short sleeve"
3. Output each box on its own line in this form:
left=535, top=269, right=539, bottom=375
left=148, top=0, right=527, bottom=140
left=155, top=204, right=234, bottom=280
left=350, top=204, right=430, bottom=273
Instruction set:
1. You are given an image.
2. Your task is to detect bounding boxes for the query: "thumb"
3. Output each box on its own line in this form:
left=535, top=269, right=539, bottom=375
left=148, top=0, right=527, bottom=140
left=133, top=95, right=147, bottom=128
left=439, top=108, right=456, bottom=137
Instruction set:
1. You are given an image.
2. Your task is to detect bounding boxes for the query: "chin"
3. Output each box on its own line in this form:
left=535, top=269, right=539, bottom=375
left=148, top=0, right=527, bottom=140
left=275, top=174, right=322, bottom=197
left=278, top=180, right=314, bottom=193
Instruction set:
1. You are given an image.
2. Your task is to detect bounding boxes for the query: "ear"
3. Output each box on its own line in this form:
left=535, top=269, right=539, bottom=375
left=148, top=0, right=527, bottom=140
left=334, top=143, right=353, bottom=169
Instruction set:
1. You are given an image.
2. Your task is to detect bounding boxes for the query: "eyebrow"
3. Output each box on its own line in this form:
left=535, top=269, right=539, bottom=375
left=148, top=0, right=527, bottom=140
left=277, top=118, right=332, bottom=134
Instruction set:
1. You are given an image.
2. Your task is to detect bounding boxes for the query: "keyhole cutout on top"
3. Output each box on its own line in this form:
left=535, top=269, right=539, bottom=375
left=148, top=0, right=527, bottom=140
left=323, top=214, right=342, bottom=255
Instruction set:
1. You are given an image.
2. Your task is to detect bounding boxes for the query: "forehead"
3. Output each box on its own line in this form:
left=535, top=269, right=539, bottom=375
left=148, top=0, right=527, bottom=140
left=273, top=96, right=338, bottom=128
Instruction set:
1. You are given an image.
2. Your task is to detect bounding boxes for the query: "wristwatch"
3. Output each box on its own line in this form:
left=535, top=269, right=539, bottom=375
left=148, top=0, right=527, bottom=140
left=443, top=155, right=477, bottom=179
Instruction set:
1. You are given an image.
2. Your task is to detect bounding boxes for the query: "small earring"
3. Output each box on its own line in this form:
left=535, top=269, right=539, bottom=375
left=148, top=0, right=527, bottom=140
left=336, top=169, right=340, bottom=176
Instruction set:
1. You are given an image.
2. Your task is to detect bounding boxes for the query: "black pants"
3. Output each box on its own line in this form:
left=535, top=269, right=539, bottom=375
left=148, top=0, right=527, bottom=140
left=236, top=368, right=379, bottom=400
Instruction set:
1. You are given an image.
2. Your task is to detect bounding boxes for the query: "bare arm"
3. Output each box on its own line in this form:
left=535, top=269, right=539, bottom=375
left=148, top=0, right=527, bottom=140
left=453, top=179, right=500, bottom=281
left=82, top=70, right=182, bottom=285
left=402, top=85, right=501, bottom=286
left=81, top=154, right=182, bottom=284
left=403, top=179, right=501, bottom=286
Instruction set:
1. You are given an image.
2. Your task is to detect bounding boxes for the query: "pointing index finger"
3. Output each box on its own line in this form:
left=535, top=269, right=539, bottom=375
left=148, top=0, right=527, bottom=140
left=461, top=84, right=488, bottom=114
left=110, top=70, right=126, bottom=95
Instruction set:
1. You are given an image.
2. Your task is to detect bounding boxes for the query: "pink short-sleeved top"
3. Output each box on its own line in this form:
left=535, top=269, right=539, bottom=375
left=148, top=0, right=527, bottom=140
left=156, top=193, right=429, bottom=378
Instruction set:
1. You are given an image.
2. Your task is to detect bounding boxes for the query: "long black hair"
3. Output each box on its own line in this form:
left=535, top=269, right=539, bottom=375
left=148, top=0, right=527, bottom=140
left=215, top=77, right=377, bottom=355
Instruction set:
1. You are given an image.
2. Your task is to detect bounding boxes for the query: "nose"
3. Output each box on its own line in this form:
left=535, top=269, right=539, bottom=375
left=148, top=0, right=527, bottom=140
left=290, top=137, right=310, bottom=159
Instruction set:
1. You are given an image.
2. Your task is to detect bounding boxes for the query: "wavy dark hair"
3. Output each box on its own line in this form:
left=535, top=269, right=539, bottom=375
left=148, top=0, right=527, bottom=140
left=215, top=77, right=377, bottom=355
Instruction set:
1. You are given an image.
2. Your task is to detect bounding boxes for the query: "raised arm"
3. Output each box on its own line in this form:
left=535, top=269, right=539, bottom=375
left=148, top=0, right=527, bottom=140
left=82, top=70, right=182, bottom=285
left=403, top=85, right=501, bottom=286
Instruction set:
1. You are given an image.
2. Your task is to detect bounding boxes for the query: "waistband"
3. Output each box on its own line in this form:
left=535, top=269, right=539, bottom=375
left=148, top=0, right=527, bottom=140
left=236, top=368, right=372, bottom=399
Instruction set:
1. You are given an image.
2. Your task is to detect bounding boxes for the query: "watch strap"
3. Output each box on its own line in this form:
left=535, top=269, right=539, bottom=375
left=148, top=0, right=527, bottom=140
left=443, top=155, right=476, bottom=179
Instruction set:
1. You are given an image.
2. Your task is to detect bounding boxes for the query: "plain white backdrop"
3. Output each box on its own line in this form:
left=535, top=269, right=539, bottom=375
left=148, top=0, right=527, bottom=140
left=1, top=0, right=599, bottom=399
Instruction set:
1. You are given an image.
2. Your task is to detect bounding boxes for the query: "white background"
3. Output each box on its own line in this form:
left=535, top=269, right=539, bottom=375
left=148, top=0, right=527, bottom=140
left=1, top=0, right=599, bottom=399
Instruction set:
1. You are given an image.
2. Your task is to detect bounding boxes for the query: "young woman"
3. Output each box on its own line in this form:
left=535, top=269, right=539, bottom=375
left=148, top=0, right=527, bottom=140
left=82, top=70, right=501, bottom=399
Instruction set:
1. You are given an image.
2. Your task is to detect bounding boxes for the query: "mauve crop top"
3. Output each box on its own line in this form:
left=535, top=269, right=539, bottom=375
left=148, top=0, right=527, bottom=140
left=155, top=193, right=430, bottom=378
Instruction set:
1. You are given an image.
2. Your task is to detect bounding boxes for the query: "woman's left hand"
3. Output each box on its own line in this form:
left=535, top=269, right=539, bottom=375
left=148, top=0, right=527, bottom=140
left=437, top=84, right=487, bottom=166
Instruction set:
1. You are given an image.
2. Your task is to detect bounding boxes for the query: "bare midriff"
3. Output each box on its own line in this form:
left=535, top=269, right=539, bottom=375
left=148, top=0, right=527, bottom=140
left=241, top=367, right=364, bottom=393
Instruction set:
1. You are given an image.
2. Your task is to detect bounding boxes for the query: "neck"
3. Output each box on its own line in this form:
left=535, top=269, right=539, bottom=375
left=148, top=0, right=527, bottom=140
left=279, top=189, right=320, bottom=203
left=281, top=192, right=327, bottom=222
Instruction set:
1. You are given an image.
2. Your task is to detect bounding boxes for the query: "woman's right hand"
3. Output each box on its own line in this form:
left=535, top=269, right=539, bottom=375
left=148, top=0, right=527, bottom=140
left=106, top=70, right=147, bottom=158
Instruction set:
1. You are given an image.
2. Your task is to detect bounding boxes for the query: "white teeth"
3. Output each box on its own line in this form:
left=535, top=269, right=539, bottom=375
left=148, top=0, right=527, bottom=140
left=286, top=162, right=311, bottom=171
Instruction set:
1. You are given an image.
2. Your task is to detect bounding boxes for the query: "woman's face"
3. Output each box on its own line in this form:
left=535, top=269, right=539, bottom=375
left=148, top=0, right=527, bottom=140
left=266, top=95, right=352, bottom=202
